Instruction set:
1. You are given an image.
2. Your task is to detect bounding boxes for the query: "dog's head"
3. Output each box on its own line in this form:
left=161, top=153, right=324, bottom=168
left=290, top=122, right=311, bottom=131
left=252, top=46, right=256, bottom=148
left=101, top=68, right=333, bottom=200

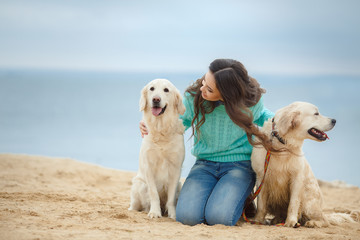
left=274, top=101, right=336, bottom=142
left=139, top=79, right=185, bottom=116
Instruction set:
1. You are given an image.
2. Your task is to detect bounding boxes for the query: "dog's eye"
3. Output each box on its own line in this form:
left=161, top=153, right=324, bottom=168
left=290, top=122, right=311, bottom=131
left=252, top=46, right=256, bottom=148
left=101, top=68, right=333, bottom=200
left=150, top=87, right=154, bottom=91
left=164, top=88, right=169, bottom=92
left=314, top=112, right=319, bottom=116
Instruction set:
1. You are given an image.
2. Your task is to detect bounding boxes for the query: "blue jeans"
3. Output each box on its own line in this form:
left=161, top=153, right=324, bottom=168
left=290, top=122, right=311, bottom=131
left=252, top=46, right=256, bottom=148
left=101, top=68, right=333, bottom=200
left=176, top=159, right=255, bottom=226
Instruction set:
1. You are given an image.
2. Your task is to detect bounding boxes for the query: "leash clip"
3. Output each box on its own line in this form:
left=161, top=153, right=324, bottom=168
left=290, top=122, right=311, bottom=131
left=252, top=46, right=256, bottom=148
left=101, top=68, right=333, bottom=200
left=271, top=118, right=286, bottom=145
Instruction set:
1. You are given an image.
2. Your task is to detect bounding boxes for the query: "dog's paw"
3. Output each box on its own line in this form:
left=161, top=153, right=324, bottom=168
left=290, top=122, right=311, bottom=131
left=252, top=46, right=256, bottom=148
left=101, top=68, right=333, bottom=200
left=284, top=217, right=298, bottom=228
left=167, top=207, right=176, bottom=220
left=128, top=203, right=141, bottom=211
left=254, top=216, right=266, bottom=224
left=254, top=212, right=266, bottom=224
left=350, top=210, right=360, bottom=222
left=148, top=211, right=162, bottom=219
left=128, top=206, right=139, bottom=211
left=304, top=220, right=327, bottom=228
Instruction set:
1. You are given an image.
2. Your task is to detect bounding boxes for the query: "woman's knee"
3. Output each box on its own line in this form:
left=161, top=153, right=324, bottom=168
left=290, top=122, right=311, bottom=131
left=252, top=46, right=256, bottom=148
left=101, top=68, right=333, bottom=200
left=204, top=207, right=239, bottom=226
left=176, top=208, right=204, bottom=226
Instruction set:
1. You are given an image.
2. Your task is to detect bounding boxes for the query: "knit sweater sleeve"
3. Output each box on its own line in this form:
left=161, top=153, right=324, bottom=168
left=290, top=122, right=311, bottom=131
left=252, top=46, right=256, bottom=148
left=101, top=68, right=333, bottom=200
left=180, top=92, right=194, bottom=131
left=252, top=97, right=275, bottom=127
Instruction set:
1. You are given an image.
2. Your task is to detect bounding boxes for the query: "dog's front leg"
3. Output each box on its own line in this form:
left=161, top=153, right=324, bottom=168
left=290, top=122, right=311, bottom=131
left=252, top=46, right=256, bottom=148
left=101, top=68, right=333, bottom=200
left=166, top=165, right=181, bottom=220
left=254, top=188, right=268, bottom=224
left=285, top=173, right=303, bottom=227
left=145, top=169, right=162, bottom=218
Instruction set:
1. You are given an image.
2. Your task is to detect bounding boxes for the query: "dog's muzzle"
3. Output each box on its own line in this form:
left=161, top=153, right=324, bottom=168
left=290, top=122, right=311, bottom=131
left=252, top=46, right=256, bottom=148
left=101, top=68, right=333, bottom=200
left=151, top=97, right=166, bottom=116
left=308, top=118, right=336, bottom=141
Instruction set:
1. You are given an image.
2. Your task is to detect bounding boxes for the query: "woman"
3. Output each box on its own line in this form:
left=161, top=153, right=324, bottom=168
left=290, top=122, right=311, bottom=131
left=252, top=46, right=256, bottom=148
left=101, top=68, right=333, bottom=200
left=140, top=59, right=274, bottom=226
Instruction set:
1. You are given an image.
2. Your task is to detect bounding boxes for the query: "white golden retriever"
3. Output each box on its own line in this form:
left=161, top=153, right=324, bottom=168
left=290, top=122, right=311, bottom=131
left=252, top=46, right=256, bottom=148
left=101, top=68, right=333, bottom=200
left=129, top=79, right=185, bottom=219
left=251, top=101, right=346, bottom=227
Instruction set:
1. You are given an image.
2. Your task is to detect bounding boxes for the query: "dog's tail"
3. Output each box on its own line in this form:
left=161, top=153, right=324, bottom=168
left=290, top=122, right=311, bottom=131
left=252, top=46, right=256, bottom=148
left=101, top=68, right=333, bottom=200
left=325, top=210, right=359, bottom=225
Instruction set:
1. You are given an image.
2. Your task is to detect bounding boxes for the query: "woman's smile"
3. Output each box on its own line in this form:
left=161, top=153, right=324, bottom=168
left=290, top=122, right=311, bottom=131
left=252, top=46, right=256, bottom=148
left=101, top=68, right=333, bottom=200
left=201, top=91, right=207, bottom=99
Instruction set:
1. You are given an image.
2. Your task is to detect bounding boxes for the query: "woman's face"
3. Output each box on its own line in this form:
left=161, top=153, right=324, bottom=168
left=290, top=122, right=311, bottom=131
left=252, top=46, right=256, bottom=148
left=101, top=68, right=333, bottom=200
left=200, top=71, right=223, bottom=102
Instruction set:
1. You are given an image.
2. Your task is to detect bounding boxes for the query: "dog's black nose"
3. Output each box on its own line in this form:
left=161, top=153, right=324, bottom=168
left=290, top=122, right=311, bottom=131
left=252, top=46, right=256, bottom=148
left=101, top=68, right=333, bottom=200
left=152, top=97, right=161, bottom=103
left=331, top=119, right=336, bottom=125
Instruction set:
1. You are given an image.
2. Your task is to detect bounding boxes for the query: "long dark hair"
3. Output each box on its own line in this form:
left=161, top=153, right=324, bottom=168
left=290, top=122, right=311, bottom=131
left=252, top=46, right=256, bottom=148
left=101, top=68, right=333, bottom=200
left=186, top=58, right=278, bottom=152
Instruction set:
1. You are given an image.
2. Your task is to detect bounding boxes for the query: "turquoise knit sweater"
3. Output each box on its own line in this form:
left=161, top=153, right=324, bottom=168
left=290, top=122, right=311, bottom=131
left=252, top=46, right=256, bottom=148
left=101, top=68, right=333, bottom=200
left=180, top=93, right=274, bottom=162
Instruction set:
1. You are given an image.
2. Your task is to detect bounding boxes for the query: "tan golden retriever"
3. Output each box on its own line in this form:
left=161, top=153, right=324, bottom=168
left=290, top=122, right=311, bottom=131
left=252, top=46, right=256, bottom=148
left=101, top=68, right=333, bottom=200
left=250, top=101, right=354, bottom=227
left=129, top=79, right=185, bottom=219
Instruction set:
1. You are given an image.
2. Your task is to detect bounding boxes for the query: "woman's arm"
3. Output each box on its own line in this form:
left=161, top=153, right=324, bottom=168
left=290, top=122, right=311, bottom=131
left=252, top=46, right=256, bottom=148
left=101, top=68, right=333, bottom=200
left=139, top=120, right=148, bottom=138
left=254, top=108, right=275, bottom=127
left=180, top=93, right=194, bottom=131
left=250, top=97, right=274, bottom=127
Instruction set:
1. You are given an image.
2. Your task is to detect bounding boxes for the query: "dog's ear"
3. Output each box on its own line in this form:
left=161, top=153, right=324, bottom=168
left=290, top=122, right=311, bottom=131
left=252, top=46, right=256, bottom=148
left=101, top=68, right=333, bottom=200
left=276, top=107, right=300, bottom=135
left=174, top=90, right=185, bottom=115
left=290, top=111, right=300, bottom=129
left=139, top=86, right=148, bottom=112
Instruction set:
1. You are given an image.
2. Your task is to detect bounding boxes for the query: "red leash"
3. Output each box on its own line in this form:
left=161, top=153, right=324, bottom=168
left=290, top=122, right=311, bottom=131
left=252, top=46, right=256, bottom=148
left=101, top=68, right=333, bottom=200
left=242, top=150, right=300, bottom=228
left=242, top=151, right=271, bottom=224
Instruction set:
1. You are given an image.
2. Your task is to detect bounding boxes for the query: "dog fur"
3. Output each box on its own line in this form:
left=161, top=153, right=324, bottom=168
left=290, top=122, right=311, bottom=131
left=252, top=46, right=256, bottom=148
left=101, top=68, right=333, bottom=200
left=129, top=79, right=185, bottom=219
left=251, top=101, right=347, bottom=227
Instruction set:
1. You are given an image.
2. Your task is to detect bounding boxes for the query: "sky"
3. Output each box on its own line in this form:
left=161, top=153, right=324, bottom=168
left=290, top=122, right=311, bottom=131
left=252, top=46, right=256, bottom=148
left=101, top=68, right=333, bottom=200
left=0, top=0, right=359, bottom=75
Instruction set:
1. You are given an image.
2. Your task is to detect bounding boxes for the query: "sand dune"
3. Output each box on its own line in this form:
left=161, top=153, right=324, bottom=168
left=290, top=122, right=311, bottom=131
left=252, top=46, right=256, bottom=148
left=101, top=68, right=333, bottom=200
left=1, top=154, right=359, bottom=240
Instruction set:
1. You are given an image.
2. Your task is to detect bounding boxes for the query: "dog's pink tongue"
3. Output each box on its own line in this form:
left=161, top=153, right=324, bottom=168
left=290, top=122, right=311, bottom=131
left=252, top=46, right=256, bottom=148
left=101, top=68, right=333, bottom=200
left=151, top=107, right=162, bottom=116
left=325, top=133, right=330, bottom=140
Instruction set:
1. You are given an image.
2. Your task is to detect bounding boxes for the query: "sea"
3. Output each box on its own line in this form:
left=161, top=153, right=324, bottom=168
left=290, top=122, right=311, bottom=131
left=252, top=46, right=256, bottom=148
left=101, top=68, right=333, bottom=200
left=1, top=69, right=359, bottom=187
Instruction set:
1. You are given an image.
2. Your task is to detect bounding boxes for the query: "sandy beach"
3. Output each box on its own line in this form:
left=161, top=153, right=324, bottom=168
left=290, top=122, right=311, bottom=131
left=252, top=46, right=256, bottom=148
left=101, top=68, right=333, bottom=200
left=1, top=153, right=359, bottom=240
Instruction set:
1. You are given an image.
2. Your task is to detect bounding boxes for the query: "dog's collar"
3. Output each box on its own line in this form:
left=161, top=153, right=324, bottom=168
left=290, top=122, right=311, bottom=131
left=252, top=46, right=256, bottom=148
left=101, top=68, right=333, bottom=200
left=271, top=118, right=286, bottom=145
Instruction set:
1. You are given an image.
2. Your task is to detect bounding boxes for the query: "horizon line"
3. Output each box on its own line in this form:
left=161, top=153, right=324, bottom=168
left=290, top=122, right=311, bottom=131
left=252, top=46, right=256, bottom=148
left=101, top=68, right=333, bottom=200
left=1, top=66, right=360, bottom=78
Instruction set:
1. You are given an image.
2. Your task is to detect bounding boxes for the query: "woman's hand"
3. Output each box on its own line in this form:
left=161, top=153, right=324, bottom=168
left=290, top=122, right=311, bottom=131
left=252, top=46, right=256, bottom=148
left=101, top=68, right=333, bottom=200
left=139, top=120, right=148, bottom=138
